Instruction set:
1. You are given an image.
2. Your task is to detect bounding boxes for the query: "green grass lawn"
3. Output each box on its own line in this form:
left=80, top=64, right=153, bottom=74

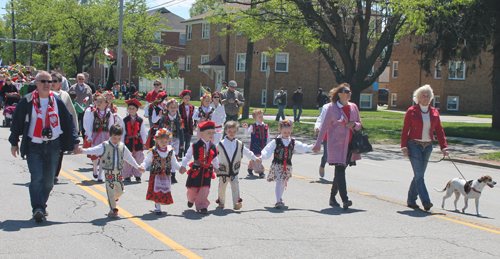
left=479, top=152, right=500, bottom=162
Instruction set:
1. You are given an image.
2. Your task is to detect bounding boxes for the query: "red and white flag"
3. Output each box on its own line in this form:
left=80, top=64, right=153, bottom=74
left=104, top=48, right=114, bottom=59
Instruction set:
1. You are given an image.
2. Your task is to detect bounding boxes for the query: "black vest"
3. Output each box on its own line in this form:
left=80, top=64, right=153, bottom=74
left=123, top=116, right=144, bottom=152
left=271, top=138, right=295, bottom=166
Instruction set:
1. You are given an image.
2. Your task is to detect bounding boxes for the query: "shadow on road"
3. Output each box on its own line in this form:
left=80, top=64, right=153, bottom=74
left=0, top=219, right=75, bottom=231
left=316, top=207, right=366, bottom=215
left=90, top=217, right=125, bottom=226
left=397, top=210, right=432, bottom=218
left=12, top=182, right=30, bottom=187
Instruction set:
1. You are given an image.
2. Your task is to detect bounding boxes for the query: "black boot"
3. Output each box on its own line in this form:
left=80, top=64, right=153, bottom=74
left=171, top=173, right=178, bottom=184
left=247, top=169, right=254, bottom=176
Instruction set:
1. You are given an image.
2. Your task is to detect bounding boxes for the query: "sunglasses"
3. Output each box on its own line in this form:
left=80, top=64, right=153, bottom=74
left=213, top=96, right=220, bottom=98
left=52, top=79, right=60, bottom=82
left=38, top=80, right=53, bottom=83
left=77, top=78, right=84, bottom=80
left=341, top=89, right=352, bottom=94
left=154, top=83, right=161, bottom=86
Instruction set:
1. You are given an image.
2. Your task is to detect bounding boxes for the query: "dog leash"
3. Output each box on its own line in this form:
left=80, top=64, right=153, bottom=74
left=447, top=155, right=468, bottom=181
left=407, top=154, right=468, bottom=181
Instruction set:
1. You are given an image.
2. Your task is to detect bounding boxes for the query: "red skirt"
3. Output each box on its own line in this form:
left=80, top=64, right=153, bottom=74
left=146, top=174, right=173, bottom=205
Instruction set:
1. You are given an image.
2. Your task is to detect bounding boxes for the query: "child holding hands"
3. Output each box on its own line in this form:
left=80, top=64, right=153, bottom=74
left=242, top=109, right=269, bottom=178
left=193, top=92, right=215, bottom=140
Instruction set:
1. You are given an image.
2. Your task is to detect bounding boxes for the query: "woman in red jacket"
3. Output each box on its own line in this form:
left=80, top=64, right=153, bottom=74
left=401, top=85, right=449, bottom=211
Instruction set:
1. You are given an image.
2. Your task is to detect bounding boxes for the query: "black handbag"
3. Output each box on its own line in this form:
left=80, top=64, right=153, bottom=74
left=350, top=128, right=373, bottom=154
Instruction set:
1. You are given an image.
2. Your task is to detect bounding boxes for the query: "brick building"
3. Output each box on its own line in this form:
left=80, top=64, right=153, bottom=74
left=386, top=36, right=493, bottom=113
left=89, top=8, right=186, bottom=90
left=182, top=7, right=379, bottom=110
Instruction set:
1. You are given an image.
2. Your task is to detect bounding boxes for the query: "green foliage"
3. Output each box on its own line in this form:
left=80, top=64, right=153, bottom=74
left=189, top=0, right=223, bottom=17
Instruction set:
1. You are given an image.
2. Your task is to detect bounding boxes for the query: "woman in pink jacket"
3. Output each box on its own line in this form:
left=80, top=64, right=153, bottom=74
left=313, top=83, right=362, bottom=210
left=401, top=84, right=449, bottom=211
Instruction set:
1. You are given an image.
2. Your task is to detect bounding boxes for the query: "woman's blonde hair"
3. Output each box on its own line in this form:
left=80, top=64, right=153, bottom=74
left=413, top=84, right=434, bottom=104
left=154, top=79, right=162, bottom=86
left=329, top=83, right=350, bottom=103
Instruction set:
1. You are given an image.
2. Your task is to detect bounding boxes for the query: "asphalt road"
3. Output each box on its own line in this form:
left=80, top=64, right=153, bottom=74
left=1, top=111, right=500, bottom=258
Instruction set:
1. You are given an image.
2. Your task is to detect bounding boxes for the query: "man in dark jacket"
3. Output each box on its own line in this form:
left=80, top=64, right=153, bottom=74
left=9, top=71, right=80, bottom=222
left=316, top=88, right=330, bottom=115
left=291, top=86, right=303, bottom=122
left=0, top=77, right=19, bottom=107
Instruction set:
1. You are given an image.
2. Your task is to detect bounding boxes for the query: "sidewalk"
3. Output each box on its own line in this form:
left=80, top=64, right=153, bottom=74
left=379, top=106, right=491, bottom=124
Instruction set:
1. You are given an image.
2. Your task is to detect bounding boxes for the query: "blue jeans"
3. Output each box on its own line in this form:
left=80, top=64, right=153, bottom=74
left=321, top=140, right=328, bottom=168
left=293, top=105, right=302, bottom=122
left=26, top=138, right=61, bottom=213
left=275, top=105, right=286, bottom=121
left=407, top=140, right=433, bottom=206
left=225, top=114, right=239, bottom=123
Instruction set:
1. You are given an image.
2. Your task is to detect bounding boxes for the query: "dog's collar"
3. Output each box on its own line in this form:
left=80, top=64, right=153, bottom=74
left=472, top=187, right=481, bottom=194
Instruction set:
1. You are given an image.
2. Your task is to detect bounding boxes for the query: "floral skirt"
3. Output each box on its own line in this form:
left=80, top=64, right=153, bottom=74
left=87, top=132, right=109, bottom=160
left=146, top=173, right=173, bottom=205
left=267, top=163, right=293, bottom=182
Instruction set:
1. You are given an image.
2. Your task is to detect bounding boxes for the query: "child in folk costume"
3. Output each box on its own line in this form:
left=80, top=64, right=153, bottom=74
left=216, top=121, right=261, bottom=210
left=78, top=124, right=145, bottom=218
left=179, top=121, right=219, bottom=214
left=193, top=92, right=215, bottom=140
left=83, top=92, right=122, bottom=182
left=158, top=98, right=184, bottom=184
left=105, top=90, right=125, bottom=130
left=179, top=90, right=194, bottom=158
left=146, top=91, right=168, bottom=148
left=209, top=91, right=226, bottom=145
left=140, top=128, right=182, bottom=215
left=242, top=109, right=270, bottom=178
left=259, top=120, right=317, bottom=208
left=122, top=99, right=148, bottom=182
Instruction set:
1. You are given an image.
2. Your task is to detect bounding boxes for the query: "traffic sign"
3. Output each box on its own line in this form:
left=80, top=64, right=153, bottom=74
left=163, top=63, right=174, bottom=68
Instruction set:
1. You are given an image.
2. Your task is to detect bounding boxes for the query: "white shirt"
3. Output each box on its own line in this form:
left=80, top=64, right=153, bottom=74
left=209, top=102, right=226, bottom=127
left=78, top=84, right=84, bottom=92
left=181, top=138, right=220, bottom=168
left=83, top=140, right=140, bottom=169
left=83, top=108, right=117, bottom=141
left=244, top=121, right=271, bottom=144
left=419, top=104, right=432, bottom=141
left=219, top=137, right=258, bottom=161
left=184, top=104, right=191, bottom=117
left=140, top=145, right=181, bottom=172
left=152, top=108, right=162, bottom=124
left=121, top=115, right=148, bottom=143
left=260, top=135, right=314, bottom=160
left=28, top=97, right=62, bottom=141
left=314, top=103, right=332, bottom=131
left=193, top=106, right=213, bottom=121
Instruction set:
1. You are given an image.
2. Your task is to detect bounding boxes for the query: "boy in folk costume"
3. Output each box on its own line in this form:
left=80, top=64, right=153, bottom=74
left=146, top=91, right=168, bottom=148
left=83, top=92, right=122, bottom=182
left=122, top=99, right=148, bottom=182
left=178, top=90, right=194, bottom=158
left=77, top=124, right=145, bottom=218
left=179, top=121, right=219, bottom=214
left=242, top=109, right=270, bottom=178
left=158, top=98, right=184, bottom=183
left=193, top=92, right=215, bottom=140
left=209, top=91, right=226, bottom=145
left=140, top=128, right=182, bottom=215
left=216, top=121, right=261, bottom=210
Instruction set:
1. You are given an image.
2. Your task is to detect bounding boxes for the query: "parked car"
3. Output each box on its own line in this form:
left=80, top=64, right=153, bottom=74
left=378, top=88, right=389, bottom=106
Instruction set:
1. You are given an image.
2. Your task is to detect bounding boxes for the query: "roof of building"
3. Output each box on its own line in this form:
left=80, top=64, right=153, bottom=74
left=148, top=8, right=185, bottom=31
left=201, top=54, right=226, bottom=66
left=182, top=3, right=250, bottom=23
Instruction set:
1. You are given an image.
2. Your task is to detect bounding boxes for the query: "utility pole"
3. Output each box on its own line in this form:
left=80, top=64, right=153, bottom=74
left=116, top=0, right=124, bottom=85
left=30, top=33, right=33, bottom=66
left=11, top=0, right=16, bottom=63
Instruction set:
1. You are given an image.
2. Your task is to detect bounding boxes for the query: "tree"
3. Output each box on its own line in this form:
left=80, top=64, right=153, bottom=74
left=415, top=0, right=500, bottom=129
left=189, top=0, right=223, bottom=17
left=207, top=0, right=473, bottom=106
left=12, top=0, right=166, bottom=76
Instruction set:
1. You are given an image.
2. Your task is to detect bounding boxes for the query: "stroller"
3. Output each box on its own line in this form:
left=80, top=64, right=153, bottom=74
left=2, top=92, right=21, bottom=127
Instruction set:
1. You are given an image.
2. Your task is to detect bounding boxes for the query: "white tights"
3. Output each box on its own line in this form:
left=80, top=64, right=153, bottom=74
left=93, top=159, right=103, bottom=180
left=156, top=203, right=161, bottom=211
left=275, top=180, right=286, bottom=203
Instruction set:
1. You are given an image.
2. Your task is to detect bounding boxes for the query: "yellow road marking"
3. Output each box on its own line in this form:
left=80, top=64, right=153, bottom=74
left=61, top=169, right=202, bottom=259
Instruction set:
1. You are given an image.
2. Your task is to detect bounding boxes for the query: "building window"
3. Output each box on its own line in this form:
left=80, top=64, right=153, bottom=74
left=261, top=53, right=268, bottom=72
left=367, top=65, right=374, bottom=77
left=449, top=61, right=465, bottom=80
left=447, top=96, right=459, bottom=111
left=433, top=95, right=440, bottom=110
left=261, top=90, right=266, bottom=105
left=200, top=55, right=209, bottom=71
left=275, top=53, right=289, bottom=73
left=202, top=23, right=210, bottom=39
left=178, top=57, right=185, bottom=71
left=391, top=93, right=397, bottom=107
left=360, top=94, right=373, bottom=109
left=152, top=56, right=160, bottom=69
left=392, top=61, right=398, bottom=78
left=186, top=56, right=191, bottom=71
left=236, top=53, right=246, bottom=72
left=179, top=33, right=186, bottom=45
left=187, top=25, right=192, bottom=41
left=273, top=90, right=287, bottom=105
left=153, top=31, right=161, bottom=44
left=435, top=61, right=441, bottom=79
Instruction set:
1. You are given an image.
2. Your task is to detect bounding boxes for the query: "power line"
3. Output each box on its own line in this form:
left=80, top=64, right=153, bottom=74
left=147, top=0, right=178, bottom=11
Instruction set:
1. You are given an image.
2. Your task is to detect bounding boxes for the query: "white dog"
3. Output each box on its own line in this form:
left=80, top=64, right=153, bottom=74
left=434, top=175, right=496, bottom=216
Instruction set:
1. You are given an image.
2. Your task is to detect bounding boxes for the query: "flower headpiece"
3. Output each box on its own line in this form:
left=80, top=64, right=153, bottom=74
left=154, top=128, right=172, bottom=140
left=279, top=119, right=293, bottom=127
left=93, top=91, right=105, bottom=99
left=200, top=92, right=211, bottom=101
left=105, top=90, right=115, bottom=100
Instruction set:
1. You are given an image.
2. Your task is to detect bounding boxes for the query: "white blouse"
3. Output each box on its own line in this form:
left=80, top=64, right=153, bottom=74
left=120, top=115, right=148, bottom=143
left=260, top=135, right=314, bottom=160
left=140, top=145, right=181, bottom=171
left=210, top=102, right=226, bottom=127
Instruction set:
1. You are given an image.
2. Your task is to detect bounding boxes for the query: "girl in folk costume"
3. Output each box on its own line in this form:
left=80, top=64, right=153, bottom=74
left=122, top=99, right=148, bottom=182
left=83, top=92, right=121, bottom=182
left=158, top=98, right=185, bottom=184
left=193, top=92, right=215, bottom=140
left=216, top=121, right=260, bottom=210
left=209, top=91, right=226, bottom=145
left=146, top=91, right=168, bottom=148
left=105, top=90, right=125, bottom=130
left=140, top=128, right=182, bottom=215
left=259, top=120, right=317, bottom=209
left=242, top=109, right=270, bottom=178
left=178, top=90, right=194, bottom=158
left=179, top=121, right=220, bottom=214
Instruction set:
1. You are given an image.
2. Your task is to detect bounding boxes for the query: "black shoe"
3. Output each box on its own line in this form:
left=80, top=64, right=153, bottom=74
left=171, top=174, right=178, bottom=184
left=54, top=177, right=59, bottom=183
left=33, top=209, right=44, bottom=222
left=93, top=174, right=98, bottom=179
left=407, top=204, right=419, bottom=209
left=247, top=169, right=254, bottom=176
left=424, top=203, right=433, bottom=211
left=259, top=172, right=265, bottom=178
left=329, top=198, right=340, bottom=207
left=135, top=177, right=141, bottom=182
left=200, top=208, right=208, bottom=214
left=343, top=200, right=352, bottom=210
left=155, top=210, right=162, bottom=215
left=187, top=202, right=194, bottom=208
left=124, top=177, right=131, bottom=182
left=97, top=179, right=103, bottom=183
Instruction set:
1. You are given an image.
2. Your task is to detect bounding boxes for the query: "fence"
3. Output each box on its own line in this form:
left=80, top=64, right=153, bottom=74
left=138, top=77, right=184, bottom=96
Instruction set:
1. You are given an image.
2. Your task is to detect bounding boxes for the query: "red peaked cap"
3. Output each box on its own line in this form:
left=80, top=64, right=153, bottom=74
left=125, top=98, right=142, bottom=108
left=179, top=89, right=191, bottom=97
left=156, top=91, right=167, bottom=100
left=199, top=120, right=215, bottom=131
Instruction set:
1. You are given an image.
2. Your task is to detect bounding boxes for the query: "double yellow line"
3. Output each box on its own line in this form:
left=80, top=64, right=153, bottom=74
left=60, top=169, right=202, bottom=259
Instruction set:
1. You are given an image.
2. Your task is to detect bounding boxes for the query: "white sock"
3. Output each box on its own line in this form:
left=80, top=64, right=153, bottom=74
left=156, top=203, right=161, bottom=211
left=275, top=180, right=286, bottom=203
left=98, top=159, right=103, bottom=180
left=93, top=160, right=98, bottom=175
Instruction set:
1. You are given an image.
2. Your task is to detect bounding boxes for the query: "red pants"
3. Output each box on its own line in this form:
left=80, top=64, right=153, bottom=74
left=187, top=187, right=210, bottom=211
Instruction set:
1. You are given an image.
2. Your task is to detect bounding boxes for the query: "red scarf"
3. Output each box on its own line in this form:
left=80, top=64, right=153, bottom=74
left=32, top=90, right=59, bottom=140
